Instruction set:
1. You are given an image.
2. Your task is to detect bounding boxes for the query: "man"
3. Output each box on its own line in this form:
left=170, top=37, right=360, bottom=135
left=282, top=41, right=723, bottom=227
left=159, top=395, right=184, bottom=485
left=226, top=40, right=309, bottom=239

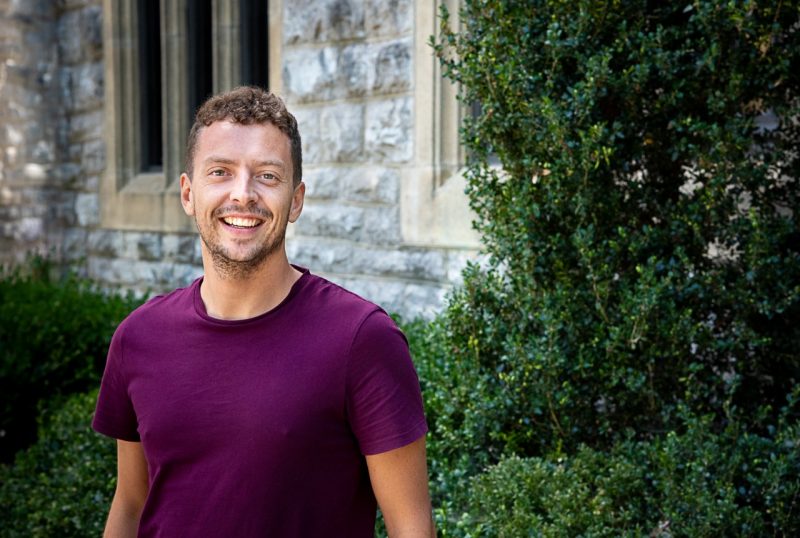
left=93, top=86, right=435, bottom=536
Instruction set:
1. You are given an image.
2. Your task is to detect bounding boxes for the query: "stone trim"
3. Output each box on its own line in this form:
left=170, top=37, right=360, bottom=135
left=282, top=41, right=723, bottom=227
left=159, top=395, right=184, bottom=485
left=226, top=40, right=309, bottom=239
left=100, top=0, right=283, bottom=233
left=268, top=0, right=283, bottom=93
left=101, top=0, right=143, bottom=195
left=212, top=0, right=240, bottom=92
left=401, top=0, right=479, bottom=248
left=431, top=0, right=464, bottom=187
left=162, top=0, right=191, bottom=191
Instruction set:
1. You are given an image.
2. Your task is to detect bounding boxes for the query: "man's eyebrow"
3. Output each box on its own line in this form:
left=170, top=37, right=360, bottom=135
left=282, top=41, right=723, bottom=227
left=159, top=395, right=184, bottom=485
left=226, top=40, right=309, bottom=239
left=202, top=156, right=286, bottom=171
left=202, top=156, right=236, bottom=167
left=253, top=159, right=287, bottom=171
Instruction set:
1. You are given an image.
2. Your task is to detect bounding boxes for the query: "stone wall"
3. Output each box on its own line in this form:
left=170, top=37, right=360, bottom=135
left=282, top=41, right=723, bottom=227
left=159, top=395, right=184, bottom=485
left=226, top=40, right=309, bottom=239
left=282, top=0, right=474, bottom=317
left=0, top=0, right=477, bottom=319
left=0, top=0, right=63, bottom=261
left=0, top=0, right=104, bottom=264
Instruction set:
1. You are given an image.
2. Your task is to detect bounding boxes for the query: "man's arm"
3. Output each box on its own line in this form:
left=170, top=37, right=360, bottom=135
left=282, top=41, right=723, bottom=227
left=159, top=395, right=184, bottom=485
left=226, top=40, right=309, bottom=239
left=104, top=440, right=149, bottom=538
left=366, top=435, right=436, bottom=538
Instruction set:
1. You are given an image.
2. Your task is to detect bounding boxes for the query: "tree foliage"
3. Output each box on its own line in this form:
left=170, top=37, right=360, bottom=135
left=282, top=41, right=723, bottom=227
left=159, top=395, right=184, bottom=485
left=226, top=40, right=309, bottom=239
left=425, top=1, right=800, bottom=534
left=432, top=0, right=800, bottom=456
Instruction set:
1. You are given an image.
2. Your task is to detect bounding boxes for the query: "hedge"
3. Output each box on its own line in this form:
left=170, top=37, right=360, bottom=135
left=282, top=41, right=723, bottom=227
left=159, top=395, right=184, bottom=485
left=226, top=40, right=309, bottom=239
left=0, top=257, right=140, bottom=461
left=425, top=0, right=800, bottom=533
left=0, top=389, right=116, bottom=537
left=430, top=0, right=800, bottom=468
left=462, top=409, right=800, bottom=537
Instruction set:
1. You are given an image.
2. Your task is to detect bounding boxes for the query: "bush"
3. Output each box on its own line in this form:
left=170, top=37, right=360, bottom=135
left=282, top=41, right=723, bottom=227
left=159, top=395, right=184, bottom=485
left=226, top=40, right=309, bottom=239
left=424, top=1, right=800, bottom=534
left=461, top=409, right=800, bottom=537
left=432, top=0, right=800, bottom=458
left=465, top=451, right=650, bottom=537
left=0, top=389, right=116, bottom=537
left=0, top=257, right=141, bottom=461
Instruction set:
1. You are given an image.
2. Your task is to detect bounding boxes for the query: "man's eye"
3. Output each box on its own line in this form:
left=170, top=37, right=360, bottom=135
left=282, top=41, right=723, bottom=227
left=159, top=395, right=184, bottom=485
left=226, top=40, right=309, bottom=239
left=257, top=173, right=276, bottom=182
left=209, top=169, right=227, bottom=176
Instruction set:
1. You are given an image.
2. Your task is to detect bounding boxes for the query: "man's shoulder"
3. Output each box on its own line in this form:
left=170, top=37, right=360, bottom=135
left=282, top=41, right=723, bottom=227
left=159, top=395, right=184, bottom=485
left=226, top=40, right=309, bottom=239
left=304, top=273, right=375, bottom=306
left=118, top=279, right=199, bottom=332
left=300, top=272, right=387, bottom=325
left=298, top=272, right=406, bottom=356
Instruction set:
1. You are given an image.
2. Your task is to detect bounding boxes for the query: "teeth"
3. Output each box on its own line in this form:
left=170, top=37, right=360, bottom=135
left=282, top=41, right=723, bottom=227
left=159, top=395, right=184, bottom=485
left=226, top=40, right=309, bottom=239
left=223, top=217, right=260, bottom=228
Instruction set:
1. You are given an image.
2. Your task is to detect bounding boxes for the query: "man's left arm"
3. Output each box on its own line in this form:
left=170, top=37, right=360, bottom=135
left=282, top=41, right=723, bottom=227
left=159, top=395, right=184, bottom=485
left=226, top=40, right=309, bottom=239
left=366, top=435, right=435, bottom=538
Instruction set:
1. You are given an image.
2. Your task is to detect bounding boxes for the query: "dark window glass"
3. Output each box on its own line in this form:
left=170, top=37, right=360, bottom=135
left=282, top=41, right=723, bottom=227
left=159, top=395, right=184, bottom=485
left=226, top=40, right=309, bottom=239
left=188, top=0, right=214, bottom=120
left=138, top=0, right=163, bottom=171
left=240, top=0, right=269, bottom=89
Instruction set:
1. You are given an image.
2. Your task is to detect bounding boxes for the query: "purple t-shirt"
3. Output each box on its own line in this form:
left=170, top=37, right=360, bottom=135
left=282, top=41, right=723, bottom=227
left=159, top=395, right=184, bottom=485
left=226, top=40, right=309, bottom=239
left=93, top=268, right=428, bottom=537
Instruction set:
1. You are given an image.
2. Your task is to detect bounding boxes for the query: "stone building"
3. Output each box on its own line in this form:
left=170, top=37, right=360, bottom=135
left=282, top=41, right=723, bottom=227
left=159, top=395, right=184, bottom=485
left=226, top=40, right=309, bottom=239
left=0, top=0, right=479, bottom=319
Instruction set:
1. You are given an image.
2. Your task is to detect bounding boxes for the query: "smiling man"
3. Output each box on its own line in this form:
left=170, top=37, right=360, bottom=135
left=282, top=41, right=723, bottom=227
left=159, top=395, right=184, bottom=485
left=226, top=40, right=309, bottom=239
left=93, top=87, right=434, bottom=537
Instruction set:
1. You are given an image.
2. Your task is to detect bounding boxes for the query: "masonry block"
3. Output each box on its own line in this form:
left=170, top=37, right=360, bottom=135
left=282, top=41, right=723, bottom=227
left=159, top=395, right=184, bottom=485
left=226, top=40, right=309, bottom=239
left=284, top=43, right=371, bottom=103
left=303, top=165, right=398, bottom=204
left=366, top=0, right=412, bottom=37
left=74, top=191, right=98, bottom=226
left=370, top=38, right=411, bottom=94
left=365, top=97, right=412, bottom=163
left=319, top=103, right=364, bottom=162
left=284, top=0, right=365, bottom=44
left=57, top=4, right=102, bottom=65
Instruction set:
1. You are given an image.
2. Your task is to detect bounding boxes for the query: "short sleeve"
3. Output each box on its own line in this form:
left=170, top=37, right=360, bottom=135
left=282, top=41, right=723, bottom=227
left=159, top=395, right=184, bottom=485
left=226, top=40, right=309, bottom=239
left=345, top=310, right=428, bottom=456
left=92, top=324, right=140, bottom=442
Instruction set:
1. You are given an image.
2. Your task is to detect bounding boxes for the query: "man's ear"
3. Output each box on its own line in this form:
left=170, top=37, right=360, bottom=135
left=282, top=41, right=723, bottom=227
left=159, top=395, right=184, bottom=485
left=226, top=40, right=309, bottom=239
left=288, top=181, right=305, bottom=223
left=180, top=173, right=195, bottom=216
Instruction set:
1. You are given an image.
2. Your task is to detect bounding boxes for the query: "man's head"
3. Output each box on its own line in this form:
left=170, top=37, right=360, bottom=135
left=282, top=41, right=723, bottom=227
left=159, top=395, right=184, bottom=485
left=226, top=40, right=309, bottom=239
left=180, top=87, right=305, bottom=280
left=186, top=86, right=302, bottom=186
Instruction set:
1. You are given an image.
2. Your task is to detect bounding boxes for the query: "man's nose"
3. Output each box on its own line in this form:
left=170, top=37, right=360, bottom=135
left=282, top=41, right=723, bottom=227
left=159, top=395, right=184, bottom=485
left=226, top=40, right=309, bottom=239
left=230, top=172, right=257, bottom=205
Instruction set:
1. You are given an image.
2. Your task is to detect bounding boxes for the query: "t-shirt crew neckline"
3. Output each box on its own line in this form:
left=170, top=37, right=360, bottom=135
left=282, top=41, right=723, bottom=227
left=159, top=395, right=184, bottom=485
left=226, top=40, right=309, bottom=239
left=191, top=264, right=312, bottom=325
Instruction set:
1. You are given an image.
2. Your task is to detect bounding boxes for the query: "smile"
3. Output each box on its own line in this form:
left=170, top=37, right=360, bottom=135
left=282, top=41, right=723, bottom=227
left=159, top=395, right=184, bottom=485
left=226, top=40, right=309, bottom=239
left=221, top=216, right=263, bottom=228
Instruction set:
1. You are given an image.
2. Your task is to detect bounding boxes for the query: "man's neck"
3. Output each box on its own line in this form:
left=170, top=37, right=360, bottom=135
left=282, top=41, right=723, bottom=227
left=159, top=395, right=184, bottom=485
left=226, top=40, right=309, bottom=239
left=199, top=252, right=302, bottom=321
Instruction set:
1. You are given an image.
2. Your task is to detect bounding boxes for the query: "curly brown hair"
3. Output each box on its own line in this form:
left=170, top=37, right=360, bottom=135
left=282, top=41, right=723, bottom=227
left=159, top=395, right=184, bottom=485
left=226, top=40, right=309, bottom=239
left=185, top=86, right=302, bottom=186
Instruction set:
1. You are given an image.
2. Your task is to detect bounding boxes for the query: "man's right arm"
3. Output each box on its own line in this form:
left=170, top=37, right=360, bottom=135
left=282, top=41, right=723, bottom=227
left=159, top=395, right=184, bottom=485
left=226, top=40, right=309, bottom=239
left=104, top=440, right=149, bottom=537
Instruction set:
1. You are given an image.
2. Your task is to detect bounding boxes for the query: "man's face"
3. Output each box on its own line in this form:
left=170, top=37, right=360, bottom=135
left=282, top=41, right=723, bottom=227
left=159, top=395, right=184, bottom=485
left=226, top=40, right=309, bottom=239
left=180, top=121, right=304, bottom=278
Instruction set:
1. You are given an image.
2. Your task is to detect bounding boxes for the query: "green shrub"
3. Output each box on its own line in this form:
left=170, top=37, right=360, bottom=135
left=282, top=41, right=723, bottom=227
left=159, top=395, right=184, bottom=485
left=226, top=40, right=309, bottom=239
left=466, top=452, right=648, bottom=537
left=0, top=257, right=141, bottom=461
left=404, top=315, right=498, bottom=497
left=0, top=389, right=116, bottom=537
left=423, top=1, right=800, bottom=533
left=461, top=411, right=800, bottom=537
left=432, top=0, right=800, bottom=458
